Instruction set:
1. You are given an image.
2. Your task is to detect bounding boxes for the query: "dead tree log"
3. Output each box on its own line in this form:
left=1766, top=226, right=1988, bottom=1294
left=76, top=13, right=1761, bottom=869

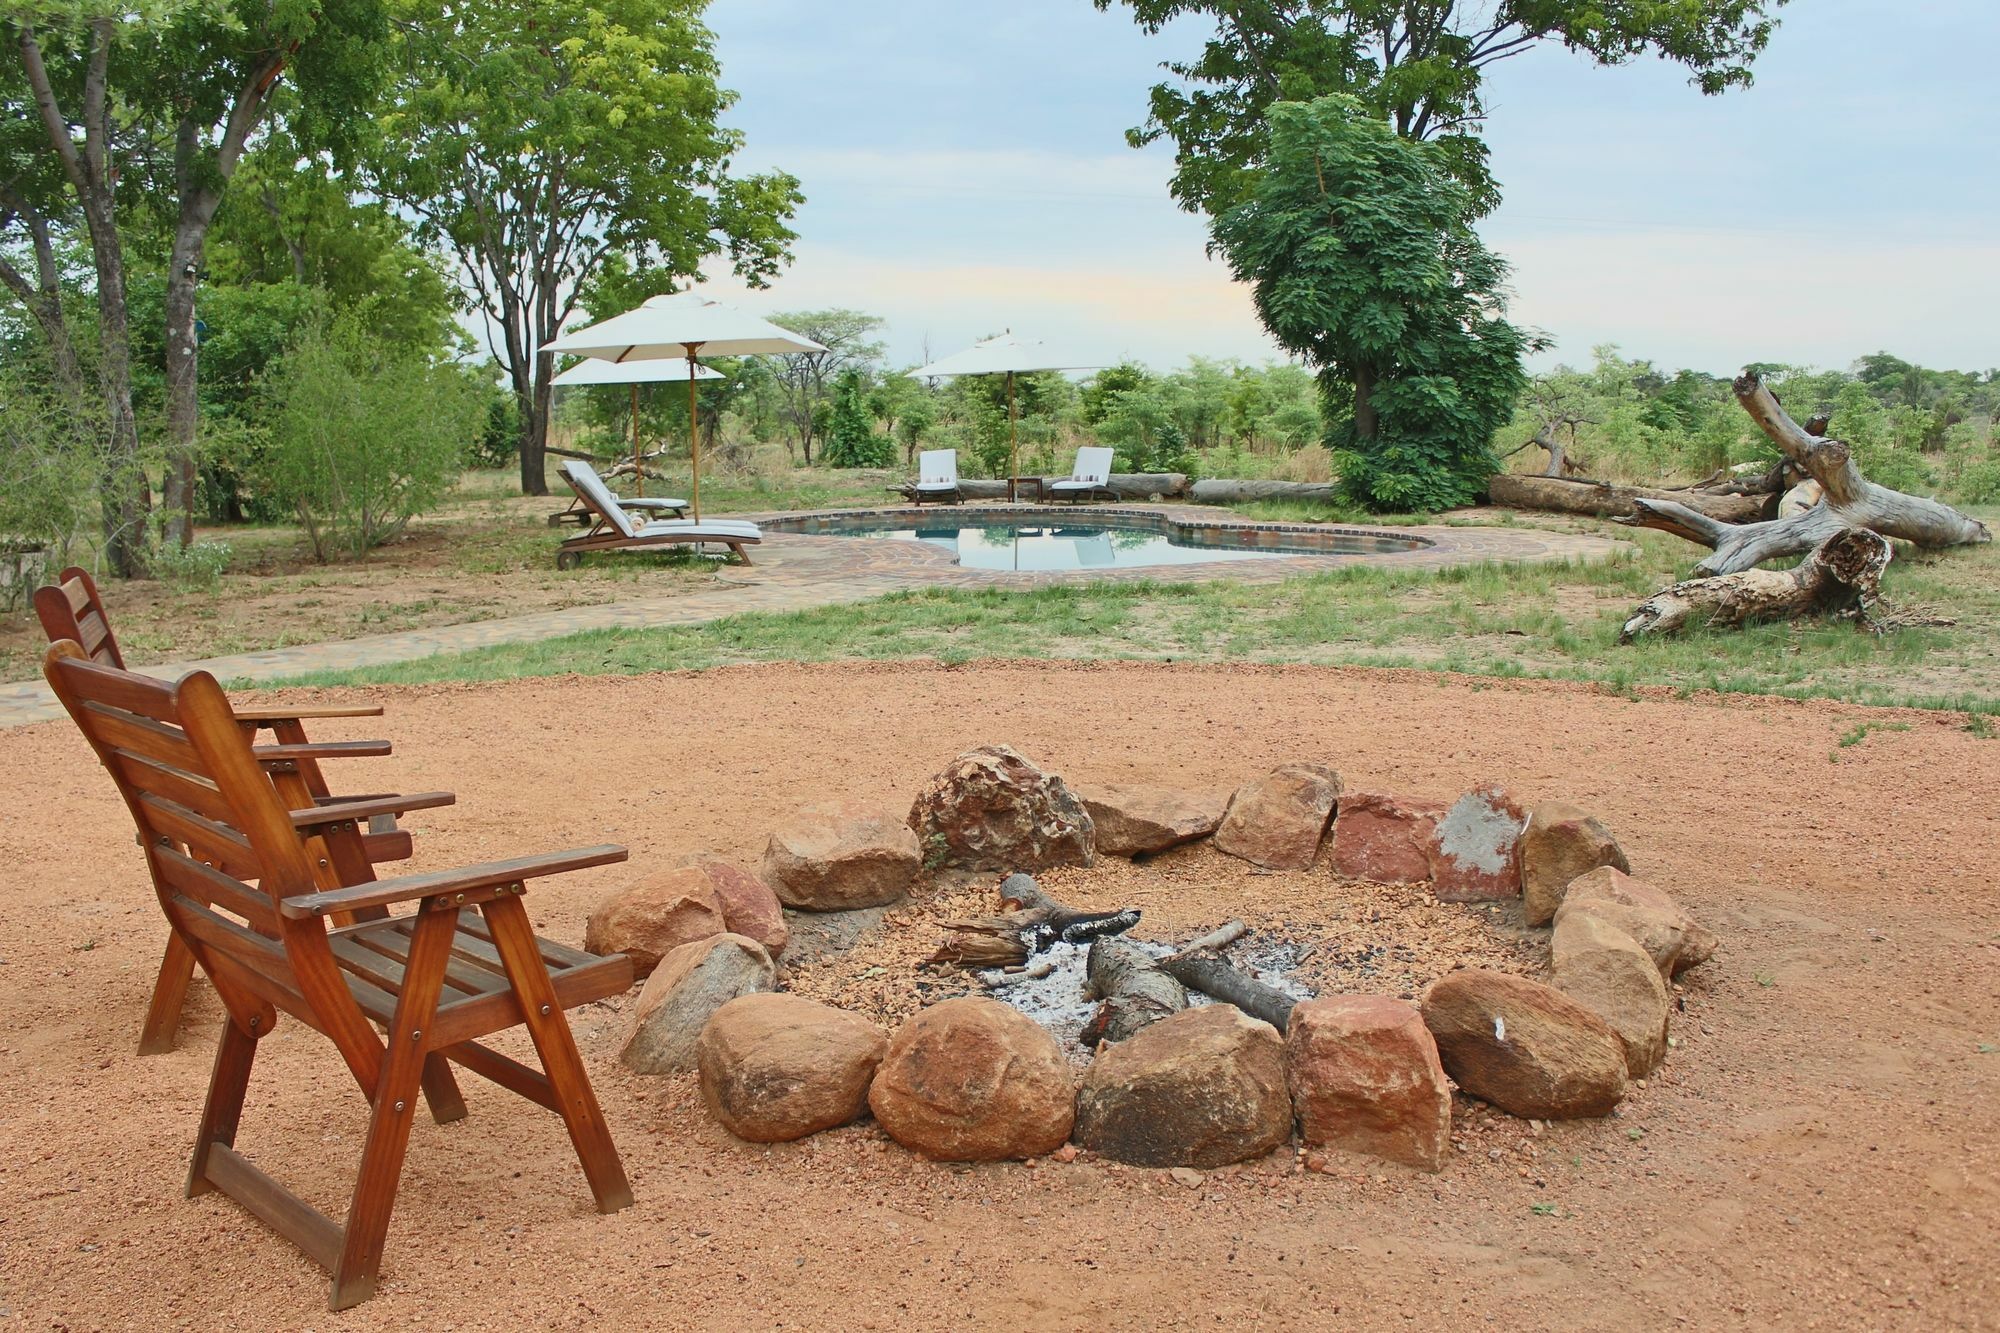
left=1188, top=478, right=1340, bottom=506
left=957, top=473, right=1190, bottom=502
left=1080, top=937, right=1185, bottom=1044
left=1499, top=422, right=1590, bottom=477
left=1487, top=473, right=1770, bottom=524
left=1618, top=528, right=1894, bottom=642
left=1615, top=373, right=1992, bottom=575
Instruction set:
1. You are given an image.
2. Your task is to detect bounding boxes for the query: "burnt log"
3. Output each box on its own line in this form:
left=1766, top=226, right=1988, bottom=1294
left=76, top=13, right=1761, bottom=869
left=1618, top=528, right=1895, bottom=642
left=1158, top=931, right=1299, bottom=1035
left=1615, top=373, right=1991, bottom=574
left=928, top=873, right=1139, bottom=969
left=1080, top=937, right=1185, bottom=1044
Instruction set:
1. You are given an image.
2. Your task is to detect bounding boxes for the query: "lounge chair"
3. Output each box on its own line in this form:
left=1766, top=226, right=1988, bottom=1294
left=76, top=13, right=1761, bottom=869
left=548, top=469, right=688, bottom=527
left=895, top=449, right=962, bottom=505
left=1048, top=446, right=1116, bottom=503
left=34, top=565, right=416, bottom=1054
left=43, top=641, right=633, bottom=1309
left=555, top=460, right=761, bottom=567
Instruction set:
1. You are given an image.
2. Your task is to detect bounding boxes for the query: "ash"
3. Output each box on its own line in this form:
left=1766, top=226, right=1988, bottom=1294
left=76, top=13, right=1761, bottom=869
left=986, top=931, right=1314, bottom=1058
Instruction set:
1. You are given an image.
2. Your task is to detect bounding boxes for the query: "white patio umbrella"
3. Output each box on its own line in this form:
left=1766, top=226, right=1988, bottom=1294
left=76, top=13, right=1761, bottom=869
left=546, top=292, right=826, bottom=520
left=551, top=356, right=720, bottom=498
left=912, top=333, right=1104, bottom=487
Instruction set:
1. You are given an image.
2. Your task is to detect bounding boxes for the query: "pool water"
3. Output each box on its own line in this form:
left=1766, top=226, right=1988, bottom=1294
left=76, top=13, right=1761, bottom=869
left=852, top=521, right=1414, bottom=572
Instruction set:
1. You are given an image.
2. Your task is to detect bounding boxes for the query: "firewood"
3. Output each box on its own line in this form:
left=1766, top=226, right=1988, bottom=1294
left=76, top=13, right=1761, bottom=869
left=928, top=873, right=1140, bottom=970
left=1080, top=937, right=1186, bottom=1044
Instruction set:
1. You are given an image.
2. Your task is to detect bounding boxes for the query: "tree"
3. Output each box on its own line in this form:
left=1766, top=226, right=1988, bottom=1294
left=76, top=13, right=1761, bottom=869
left=768, top=309, right=884, bottom=464
left=1095, top=0, right=1786, bottom=217
left=5, top=1, right=390, bottom=566
left=1211, top=96, right=1530, bottom=511
left=370, top=0, right=801, bottom=494
left=822, top=368, right=890, bottom=468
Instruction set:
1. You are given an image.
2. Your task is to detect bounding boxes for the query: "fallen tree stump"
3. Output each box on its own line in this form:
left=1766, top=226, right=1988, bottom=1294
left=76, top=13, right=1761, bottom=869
left=1618, top=528, right=1895, bottom=642
left=955, top=473, right=1189, bottom=502
left=1615, top=373, right=1991, bottom=574
left=1487, top=473, right=1770, bottom=525
left=1188, top=478, right=1339, bottom=506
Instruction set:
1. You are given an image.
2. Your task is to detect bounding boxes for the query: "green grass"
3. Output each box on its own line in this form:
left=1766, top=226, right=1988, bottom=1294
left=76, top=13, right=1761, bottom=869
left=254, top=520, right=2000, bottom=714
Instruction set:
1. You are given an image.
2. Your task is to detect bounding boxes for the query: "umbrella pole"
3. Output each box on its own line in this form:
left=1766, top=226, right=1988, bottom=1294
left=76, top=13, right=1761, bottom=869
left=631, top=384, right=643, bottom=498
left=1007, top=370, right=1019, bottom=492
left=685, top=342, right=703, bottom=522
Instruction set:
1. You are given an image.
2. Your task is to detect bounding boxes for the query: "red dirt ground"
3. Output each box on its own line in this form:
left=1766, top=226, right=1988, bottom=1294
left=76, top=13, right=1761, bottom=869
left=1, top=661, right=1996, bottom=1330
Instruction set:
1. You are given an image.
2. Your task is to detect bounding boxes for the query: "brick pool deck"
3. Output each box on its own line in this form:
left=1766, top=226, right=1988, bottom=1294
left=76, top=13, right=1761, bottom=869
left=0, top=504, right=1620, bottom=729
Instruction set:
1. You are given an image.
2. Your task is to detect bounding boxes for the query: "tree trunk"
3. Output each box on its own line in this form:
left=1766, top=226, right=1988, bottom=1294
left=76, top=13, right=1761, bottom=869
left=1487, top=473, right=1771, bottom=525
left=1187, top=478, right=1337, bottom=505
left=1615, top=373, right=1991, bottom=575
left=1619, top=528, right=1895, bottom=642
left=1353, top=364, right=1379, bottom=442
left=162, top=220, right=206, bottom=548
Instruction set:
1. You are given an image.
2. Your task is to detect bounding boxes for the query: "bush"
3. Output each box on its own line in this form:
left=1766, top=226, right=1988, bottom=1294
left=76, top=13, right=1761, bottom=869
left=151, top=540, right=233, bottom=591
left=0, top=373, right=101, bottom=609
left=257, top=314, right=481, bottom=559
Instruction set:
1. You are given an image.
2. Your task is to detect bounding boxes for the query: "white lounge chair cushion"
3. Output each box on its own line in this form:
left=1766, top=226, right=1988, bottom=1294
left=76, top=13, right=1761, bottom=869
left=559, top=460, right=641, bottom=537
left=636, top=518, right=762, bottom=538
left=623, top=496, right=689, bottom=510
left=1065, top=447, right=1113, bottom=487
left=626, top=523, right=762, bottom=542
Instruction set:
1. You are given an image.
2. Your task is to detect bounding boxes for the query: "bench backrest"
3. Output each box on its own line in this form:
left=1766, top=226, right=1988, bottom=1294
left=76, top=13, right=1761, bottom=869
left=918, top=449, right=958, bottom=487
left=42, top=644, right=342, bottom=1029
left=1071, top=447, right=1114, bottom=486
left=558, top=460, right=637, bottom=538
left=34, top=566, right=125, bottom=667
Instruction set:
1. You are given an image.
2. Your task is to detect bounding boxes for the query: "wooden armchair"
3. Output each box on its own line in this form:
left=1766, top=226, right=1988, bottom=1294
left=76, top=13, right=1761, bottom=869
left=44, top=641, right=635, bottom=1308
left=35, top=565, right=415, bottom=1053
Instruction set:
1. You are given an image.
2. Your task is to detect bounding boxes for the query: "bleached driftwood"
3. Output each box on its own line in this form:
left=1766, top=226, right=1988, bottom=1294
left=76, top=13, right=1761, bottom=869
left=1618, top=528, right=1894, bottom=642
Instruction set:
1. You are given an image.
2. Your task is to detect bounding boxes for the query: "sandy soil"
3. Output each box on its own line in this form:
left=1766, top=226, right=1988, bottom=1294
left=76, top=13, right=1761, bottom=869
left=1, top=661, right=1996, bottom=1330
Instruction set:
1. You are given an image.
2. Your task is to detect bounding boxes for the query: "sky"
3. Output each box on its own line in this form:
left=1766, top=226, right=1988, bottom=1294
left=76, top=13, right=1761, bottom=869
left=689, top=0, right=1999, bottom=377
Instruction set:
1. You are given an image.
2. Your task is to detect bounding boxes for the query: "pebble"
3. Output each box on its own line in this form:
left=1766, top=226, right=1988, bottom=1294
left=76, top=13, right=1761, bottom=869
left=1170, top=1167, right=1203, bottom=1189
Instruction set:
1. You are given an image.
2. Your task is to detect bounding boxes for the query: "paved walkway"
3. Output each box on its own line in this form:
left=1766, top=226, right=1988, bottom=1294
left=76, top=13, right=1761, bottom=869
left=1, top=506, right=1620, bottom=730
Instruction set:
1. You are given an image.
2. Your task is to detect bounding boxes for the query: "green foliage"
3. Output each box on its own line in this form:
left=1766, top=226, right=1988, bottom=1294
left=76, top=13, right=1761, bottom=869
left=821, top=369, right=892, bottom=468
left=1213, top=96, right=1528, bottom=511
left=1096, top=0, right=1787, bottom=217
left=150, top=539, right=232, bottom=591
left=255, top=314, right=480, bottom=559
left=0, top=370, right=101, bottom=608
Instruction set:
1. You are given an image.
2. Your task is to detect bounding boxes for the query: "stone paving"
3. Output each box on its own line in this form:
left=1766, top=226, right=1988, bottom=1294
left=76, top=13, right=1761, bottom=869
left=0, top=504, right=1620, bottom=730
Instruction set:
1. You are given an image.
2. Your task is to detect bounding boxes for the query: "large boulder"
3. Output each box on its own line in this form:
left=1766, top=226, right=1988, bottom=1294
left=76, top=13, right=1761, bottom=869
left=1419, top=969, right=1627, bottom=1119
left=1550, top=912, right=1670, bottom=1077
left=1212, top=763, right=1342, bottom=871
left=907, top=745, right=1094, bottom=872
left=1074, top=1004, right=1291, bottom=1168
left=683, top=857, right=789, bottom=958
left=1285, top=996, right=1452, bottom=1172
left=697, top=994, right=887, bottom=1142
left=620, top=934, right=776, bottom=1074
left=1331, top=791, right=1447, bottom=884
left=1518, top=802, right=1631, bottom=926
left=1556, top=866, right=1717, bottom=978
left=1075, top=782, right=1227, bottom=857
left=1425, top=784, right=1527, bottom=902
left=584, top=867, right=729, bottom=978
left=762, top=801, right=920, bottom=912
left=868, top=998, right=1075, bottom=1161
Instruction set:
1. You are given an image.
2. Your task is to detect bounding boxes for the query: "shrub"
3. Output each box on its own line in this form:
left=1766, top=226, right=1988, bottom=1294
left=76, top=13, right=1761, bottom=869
left=151, top=540, right=233, bottom=591
left=0, top=372, right=101, bottom=609
left=257, top=314, right=481, bottom=559
left=822, top=369, right=894, bottom=468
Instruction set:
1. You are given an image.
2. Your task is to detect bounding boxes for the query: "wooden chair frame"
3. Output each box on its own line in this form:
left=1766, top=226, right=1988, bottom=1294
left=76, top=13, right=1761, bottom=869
left=45, top=642, right=635, bottom=1308
left=35, top=565, right=410, bottom=1054
left=554, top=461, right=759, bottom=567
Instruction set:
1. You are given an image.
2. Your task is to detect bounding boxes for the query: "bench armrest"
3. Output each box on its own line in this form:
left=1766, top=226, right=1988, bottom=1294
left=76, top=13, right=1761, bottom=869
left=233, top=704, right=385, bottom=726
left=290, top=791, right=456, bottom=829
left=253, top=740, right=392, bottom=761
left=280, top=844, right=629, bottom=919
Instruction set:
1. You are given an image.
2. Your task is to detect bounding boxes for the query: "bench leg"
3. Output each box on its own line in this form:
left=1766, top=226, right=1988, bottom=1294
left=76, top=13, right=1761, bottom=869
left=328, top=903, right=458, bottom=1311
left=185, top=1014, right=260, bottom=1197
left=482, top=895, right=633, bottom=1213
left=140, top=931, right=199, bottom=1055
left=419, top=1053, right=469, bottom=1124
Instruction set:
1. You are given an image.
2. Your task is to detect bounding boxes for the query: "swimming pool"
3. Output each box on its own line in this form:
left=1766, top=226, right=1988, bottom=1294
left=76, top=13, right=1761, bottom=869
left=766, top=509, right=1430, bottom=573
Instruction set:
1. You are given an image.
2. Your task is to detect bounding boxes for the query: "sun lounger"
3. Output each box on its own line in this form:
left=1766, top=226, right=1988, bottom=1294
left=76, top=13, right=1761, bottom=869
left=895, top=449, right=963, bottom=505
left=549, top=473, right=687, bottom=528
left=1048, top=446, right=1116, bottom=503
left=555, top=460, right=761, bottom=567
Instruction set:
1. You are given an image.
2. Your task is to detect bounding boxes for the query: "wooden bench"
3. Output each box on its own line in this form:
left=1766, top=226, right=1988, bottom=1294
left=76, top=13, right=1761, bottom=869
left=44, top=641, right=635, bottom=1309
left=35, top=566, right=416, bottom=1053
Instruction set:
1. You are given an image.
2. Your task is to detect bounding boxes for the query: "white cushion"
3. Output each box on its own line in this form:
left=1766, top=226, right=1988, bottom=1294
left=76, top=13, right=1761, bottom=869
left=559, top=460, right=637, bottom=538
left=637, top=518, right=762, bottom=537
left=917, top=449, right=958, bottom=487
